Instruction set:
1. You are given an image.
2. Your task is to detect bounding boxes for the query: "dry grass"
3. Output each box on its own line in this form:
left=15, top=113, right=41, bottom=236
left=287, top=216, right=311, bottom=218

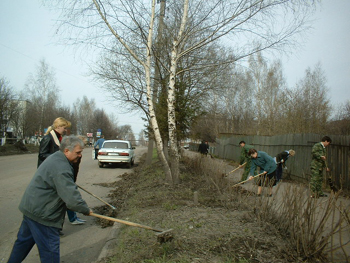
left=95, top=153, right=350, bottom=263
left=187, top=154, right=350, bottom=262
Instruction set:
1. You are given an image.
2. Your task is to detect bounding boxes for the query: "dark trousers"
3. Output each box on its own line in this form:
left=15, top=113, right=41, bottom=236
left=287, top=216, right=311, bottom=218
left=276, top=164, right=283, bottom=182
left=67, top=209, right=77, bottom=222
left=257, top=170, right=277, bottom=187
left=94, top=149, right=99, bottom=159
left=7, top=215, right=60, bottom=263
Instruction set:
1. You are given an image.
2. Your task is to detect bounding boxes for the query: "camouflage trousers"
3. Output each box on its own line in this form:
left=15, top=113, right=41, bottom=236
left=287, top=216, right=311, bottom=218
left=310, top=167, right=324, bottom=196
left=241, top=166, right=250, bottom=181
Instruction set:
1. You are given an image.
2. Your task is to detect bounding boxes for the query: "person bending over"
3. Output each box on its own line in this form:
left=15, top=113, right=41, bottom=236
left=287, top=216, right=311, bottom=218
left=7, top=136, right=92, bottom=263
left=248, top=148, right=277, bottom=197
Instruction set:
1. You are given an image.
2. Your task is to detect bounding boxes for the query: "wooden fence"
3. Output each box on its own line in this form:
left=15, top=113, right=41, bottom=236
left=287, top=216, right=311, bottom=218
left=211, top=133, right=350, bottom=191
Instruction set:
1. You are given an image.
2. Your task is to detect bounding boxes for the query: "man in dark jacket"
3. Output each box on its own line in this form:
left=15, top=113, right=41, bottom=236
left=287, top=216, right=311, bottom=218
left=7, top=135, right=92, bottom=263
left=275, top=149, right=295, bottom=182
left=198, top=140, right=208, bottom=155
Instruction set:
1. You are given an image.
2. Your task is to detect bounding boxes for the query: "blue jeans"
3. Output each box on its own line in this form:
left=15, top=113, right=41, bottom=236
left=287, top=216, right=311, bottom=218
left=67, top=209, right=77, bottom=222
left=7, top=215, right=60, bottom=263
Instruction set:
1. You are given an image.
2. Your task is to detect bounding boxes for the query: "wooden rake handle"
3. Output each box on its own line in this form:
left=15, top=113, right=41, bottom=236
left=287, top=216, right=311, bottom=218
left=90, top=212, right=163, bottom=232
left=231, top=172, right=265, bottom=188
left=227, top=162, right=247, bottom=175
left=77, top=185, right=116, bottom=210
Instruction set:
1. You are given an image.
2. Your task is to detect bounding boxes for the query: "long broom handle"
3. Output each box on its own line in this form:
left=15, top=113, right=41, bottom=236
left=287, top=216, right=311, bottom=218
left=90, top=212, right=163, bottom=232
left=77, top=185, right=116, bottom=210
left=231, top=172, right=265, bottom=188
left=227, top=162, right=247, bottom=175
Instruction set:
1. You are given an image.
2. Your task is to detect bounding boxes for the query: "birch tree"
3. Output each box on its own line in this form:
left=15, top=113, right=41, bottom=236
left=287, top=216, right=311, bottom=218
left=93, top=0, right=173, bottom=183
left=46, top=0, right=319, bottom=184
left=155, top=0, right=317, bottom=181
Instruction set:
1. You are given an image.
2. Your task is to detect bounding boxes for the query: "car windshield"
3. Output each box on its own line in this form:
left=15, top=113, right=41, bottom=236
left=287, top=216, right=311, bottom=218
left=102, top=142, right=129, bottom=149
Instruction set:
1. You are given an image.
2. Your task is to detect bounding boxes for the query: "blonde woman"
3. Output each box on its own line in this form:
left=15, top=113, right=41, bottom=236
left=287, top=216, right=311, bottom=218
left=37, top=117, right=71, bottom=167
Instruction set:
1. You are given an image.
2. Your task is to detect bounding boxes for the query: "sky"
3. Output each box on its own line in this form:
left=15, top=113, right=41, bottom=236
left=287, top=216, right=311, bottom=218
left=1, top=0, right=350, bottom=136
left=279, top=0, right=350, bottom=106
left=0, top=0, right=146, bottom=136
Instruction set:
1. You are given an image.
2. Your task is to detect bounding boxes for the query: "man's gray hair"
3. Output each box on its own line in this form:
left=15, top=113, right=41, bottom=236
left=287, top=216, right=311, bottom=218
left=60, top=135, right=84, bottom=152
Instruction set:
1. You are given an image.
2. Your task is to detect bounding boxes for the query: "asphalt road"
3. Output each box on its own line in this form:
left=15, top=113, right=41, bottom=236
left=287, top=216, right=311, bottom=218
left=0, top=146, right=147, bottom=263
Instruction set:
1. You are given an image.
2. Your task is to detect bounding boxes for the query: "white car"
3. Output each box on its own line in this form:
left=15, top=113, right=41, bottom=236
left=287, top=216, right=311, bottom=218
left=97, top=140, right=135, bottom=168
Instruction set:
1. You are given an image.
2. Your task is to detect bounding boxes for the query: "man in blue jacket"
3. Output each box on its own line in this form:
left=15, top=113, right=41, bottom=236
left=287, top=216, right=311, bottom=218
left=247, top=148, right=277, bottom=197
left=7, top=135, right=92, bottom=263
left=94, top=135, right=105, bottom=159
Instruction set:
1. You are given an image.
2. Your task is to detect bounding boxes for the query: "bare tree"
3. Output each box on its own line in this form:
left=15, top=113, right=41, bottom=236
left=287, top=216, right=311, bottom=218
left=249, top=56, right=287, bottom=135
left=138, top=129, right=146, bottom=146
left=45, top=0, right=319, bottom=184
left=117, top=125, right=135, bottom=141
left=329, top=100, right=350, bottom=135
left=0, top=77, right=19, bottom=138
left=195, top=55, right=287, bottom=138
left=282, top=63, right=331, bottom=134
left=23, top=59, right=61, bottom=135
left=73, top=96, right=96, bottom=135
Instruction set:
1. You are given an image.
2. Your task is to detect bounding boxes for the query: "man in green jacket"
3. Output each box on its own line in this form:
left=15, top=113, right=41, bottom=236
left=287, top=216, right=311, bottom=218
left=310, top=136, right=332, bottom=198
left=239, top=141, right=255, bottom=181
left=7, top=135, right=92, bottom=263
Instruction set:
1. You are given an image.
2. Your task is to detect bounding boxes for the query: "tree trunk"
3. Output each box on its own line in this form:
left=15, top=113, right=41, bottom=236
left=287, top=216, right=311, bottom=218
left=167, top=0, right=189, bottom=185
left=168, top=51, right=180, bottom=184
left=144, top=0, right=172, bottom=184
left=92, top=0, right=173, bottom=184
left=146, top=139, right=154, bottom=165
left=163, top=139, right=169, bottom=161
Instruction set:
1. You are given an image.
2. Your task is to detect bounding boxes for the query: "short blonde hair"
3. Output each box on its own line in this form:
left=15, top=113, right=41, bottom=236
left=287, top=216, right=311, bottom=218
left=289, top=150, right=296, bottom=156
left=45, top=117, right=71, bottom=135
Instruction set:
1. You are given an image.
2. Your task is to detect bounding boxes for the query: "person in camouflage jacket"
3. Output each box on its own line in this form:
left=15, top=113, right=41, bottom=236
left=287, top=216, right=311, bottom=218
left=239, top=141, right=256, bottom=181
left=310, top=136, right=332, bottom=198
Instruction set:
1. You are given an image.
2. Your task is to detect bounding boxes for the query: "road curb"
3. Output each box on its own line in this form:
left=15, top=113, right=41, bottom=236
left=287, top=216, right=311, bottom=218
left=95, top=222, right=121, bottom=262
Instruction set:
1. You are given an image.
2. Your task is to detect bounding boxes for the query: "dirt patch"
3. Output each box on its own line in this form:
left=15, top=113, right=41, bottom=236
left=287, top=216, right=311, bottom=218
left=0, top=143, right=39, bottom=156
left=92, top=173, right=136, bottom=228
left=94, top=156, right=294, bottom=263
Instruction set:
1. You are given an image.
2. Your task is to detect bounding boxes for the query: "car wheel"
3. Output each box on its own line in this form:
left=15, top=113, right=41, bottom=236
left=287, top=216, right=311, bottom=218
left=126, top=160, right=132, bottom=168
left=98, top=161, right=104, bottom=168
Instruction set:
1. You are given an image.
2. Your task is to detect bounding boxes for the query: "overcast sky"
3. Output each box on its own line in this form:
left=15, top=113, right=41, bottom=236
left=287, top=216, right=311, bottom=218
left=1, top=0, right=349, bottom=136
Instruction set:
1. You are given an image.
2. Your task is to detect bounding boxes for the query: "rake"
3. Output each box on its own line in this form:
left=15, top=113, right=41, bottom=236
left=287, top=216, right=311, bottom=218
left=231, top=172, right=265, bottom=188
left=90, top=212, right=173, bottom=243
left=77, top=185, right=116, bottom=210
left=225, top=162, right=246, bottom=177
